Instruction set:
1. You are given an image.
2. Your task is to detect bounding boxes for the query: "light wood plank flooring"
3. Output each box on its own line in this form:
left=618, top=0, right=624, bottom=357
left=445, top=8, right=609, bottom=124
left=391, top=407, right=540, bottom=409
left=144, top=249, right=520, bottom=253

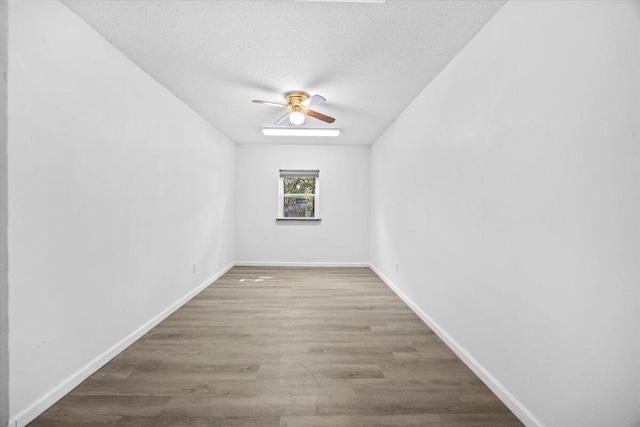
left=30, top=267, right=523, bottom=426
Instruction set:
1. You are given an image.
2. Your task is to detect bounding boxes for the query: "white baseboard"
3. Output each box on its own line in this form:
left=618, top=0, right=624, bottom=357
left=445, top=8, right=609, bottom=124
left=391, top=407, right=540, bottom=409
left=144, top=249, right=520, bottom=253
left=369, top=263, right=544, bottom=427
left=10, top=262, right=234, bottom=427
left=6, top=419, right=17, bottom=427
left=234, top=261, right=370, bottom=267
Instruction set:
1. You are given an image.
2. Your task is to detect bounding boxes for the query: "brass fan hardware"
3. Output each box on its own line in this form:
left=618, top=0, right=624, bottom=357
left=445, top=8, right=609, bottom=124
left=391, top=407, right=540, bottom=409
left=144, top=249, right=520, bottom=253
left=252, top=91, right=336, bottom=126
left=285, top=91, right=309, bottom=106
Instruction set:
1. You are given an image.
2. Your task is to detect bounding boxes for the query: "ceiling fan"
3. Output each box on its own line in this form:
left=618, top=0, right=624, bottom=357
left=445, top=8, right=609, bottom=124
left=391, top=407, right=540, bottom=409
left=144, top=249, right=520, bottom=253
left=252, top=91, right=336, bottom=126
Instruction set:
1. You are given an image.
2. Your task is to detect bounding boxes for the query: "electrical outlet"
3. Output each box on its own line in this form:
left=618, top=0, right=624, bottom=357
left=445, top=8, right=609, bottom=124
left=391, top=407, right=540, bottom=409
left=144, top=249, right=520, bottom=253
left=192, top=262, right=197, bottom=273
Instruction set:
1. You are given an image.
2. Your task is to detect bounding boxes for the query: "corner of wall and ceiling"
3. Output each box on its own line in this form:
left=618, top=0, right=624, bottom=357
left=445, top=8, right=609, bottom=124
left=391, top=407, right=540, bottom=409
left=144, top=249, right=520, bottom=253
left=369, top=0, right=509, bottom=150
left=58, top=1, right=240, bottom=147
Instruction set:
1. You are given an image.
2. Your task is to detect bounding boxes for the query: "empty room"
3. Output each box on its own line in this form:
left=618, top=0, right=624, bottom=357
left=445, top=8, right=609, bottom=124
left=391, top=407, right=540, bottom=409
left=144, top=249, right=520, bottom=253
left=1, top=0, right=639, bottom=426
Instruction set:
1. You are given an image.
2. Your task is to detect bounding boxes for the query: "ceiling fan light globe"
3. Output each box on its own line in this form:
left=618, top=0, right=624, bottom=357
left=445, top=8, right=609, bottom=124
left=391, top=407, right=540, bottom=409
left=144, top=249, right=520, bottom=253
left=289, top=111, right=305, bottom=125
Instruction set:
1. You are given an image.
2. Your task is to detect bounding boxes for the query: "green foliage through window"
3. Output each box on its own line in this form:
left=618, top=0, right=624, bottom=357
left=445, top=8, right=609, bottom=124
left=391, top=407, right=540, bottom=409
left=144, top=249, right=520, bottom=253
left=283, top=177, right=316, bottom=195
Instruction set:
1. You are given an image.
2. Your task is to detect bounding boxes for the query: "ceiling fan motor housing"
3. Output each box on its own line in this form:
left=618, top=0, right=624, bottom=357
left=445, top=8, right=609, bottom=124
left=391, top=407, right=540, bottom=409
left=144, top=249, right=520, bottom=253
left=285, top=91, right=309, bottom=111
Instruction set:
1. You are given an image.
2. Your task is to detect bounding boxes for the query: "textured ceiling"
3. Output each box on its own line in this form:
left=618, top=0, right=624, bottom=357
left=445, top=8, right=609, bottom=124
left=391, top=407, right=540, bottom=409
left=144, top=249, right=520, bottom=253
left=62, top=0, right=506, bottom=146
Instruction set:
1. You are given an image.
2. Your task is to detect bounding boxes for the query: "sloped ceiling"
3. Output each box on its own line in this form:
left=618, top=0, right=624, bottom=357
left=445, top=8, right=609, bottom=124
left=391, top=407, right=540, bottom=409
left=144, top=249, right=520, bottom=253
left=62, top=0, right=506, bottom=146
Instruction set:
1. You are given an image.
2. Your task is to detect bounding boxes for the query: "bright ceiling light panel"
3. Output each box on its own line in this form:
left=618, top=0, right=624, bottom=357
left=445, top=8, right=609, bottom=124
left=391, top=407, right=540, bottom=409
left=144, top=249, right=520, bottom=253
left=296, top=0, right=385, bottom=3
left=262, top=128, right=340, bottom=137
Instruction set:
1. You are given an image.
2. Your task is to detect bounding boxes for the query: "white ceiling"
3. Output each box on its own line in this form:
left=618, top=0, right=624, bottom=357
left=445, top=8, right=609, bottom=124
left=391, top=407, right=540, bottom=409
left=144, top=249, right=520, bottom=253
left=62, top=0, right=506, bottom=146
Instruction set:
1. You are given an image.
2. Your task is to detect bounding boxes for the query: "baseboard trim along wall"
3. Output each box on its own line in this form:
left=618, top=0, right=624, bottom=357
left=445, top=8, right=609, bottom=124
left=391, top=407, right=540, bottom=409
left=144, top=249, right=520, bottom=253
left=11, top=262, right=234, bottom=427
left=14, top=262, right=541, bottom=427
left=369, top=264, right=544, bottom=427
left=234, top=261, right=370, bottom=267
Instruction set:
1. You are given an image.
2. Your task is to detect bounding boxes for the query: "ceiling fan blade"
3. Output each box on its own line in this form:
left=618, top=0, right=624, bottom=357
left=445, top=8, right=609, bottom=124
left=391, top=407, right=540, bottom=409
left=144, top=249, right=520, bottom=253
left=274, top=112, right=291, bottom=126
left=302, top=94, right=326, bottom=108
left=253, top=100, right=287, bottom=108
left=305, top=109, right=335, bottom=124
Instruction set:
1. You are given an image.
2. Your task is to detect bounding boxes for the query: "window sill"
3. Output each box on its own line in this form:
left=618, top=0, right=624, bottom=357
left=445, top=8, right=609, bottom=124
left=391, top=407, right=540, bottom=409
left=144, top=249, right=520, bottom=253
left=276, top=218, right=322, bottom=222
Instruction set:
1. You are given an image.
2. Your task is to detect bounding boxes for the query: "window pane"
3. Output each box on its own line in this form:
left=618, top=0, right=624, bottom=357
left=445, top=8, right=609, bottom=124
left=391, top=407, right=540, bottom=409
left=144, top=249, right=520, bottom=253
left=283, top=196, right=315, bottom=217
left=283, top=177, right=316, bottom=195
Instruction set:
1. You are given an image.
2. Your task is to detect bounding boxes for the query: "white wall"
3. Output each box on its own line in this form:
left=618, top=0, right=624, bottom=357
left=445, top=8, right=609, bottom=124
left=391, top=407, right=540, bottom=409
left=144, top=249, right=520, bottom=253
left=236, top=144, right=369, bottom=265
left=8, top=2, right=235, bottom=425
left=370, top=1, right=640, bottom=426
left=0, top=0, right=8, bottom=425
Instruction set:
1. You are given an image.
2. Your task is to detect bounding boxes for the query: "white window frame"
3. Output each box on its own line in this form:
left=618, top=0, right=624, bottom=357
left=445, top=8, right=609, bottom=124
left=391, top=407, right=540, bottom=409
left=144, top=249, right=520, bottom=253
left=277, top=170, right=320, bottom=220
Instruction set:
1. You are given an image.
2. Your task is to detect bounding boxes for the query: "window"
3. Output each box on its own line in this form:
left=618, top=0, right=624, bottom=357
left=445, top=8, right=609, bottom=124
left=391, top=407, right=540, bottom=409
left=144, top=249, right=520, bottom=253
left=278, top=170, right=320, bottom=220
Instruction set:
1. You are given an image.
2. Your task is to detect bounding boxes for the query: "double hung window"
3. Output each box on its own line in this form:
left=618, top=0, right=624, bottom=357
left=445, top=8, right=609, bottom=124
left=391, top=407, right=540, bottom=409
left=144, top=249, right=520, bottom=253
left=278, top=170, right=320, bottom=220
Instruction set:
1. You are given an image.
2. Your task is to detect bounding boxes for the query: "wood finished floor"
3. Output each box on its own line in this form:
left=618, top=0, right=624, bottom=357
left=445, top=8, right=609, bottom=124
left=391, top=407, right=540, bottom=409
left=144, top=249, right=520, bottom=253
left=30, top=267, right=523, bottom=426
